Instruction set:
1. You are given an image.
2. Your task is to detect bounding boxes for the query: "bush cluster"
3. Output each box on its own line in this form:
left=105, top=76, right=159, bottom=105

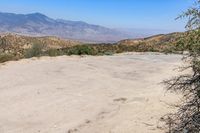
left=0, top=53, right=15, bottom=63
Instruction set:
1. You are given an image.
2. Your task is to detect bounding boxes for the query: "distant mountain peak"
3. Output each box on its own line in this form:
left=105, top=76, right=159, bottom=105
left=56, top=19, right=88, bottom=25
left=27, top=12, right=48, bottom=18
left=0, top=12, right=128, bottom=42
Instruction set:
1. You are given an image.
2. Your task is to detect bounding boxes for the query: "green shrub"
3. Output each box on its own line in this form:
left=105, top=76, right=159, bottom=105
left=66, top=45, right=97, bottom=55
left=46, top=49, right=62, bottom=57
left=103, top=51, right=114, bottom=56
left=25, top=43, right=43, bottom=58
left=0, top=53, right=14, bottom=63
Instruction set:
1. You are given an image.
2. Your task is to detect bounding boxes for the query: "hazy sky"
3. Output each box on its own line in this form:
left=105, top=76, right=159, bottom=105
left=0, top=0, right=195, bottom=31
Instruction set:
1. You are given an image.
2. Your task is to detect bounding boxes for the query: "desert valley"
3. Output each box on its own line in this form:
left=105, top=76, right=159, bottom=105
left=0, top=12, right=189, bottom=133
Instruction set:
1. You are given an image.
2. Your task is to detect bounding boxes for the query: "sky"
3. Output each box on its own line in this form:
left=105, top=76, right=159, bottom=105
left=0, top=0, right=196, bottom=32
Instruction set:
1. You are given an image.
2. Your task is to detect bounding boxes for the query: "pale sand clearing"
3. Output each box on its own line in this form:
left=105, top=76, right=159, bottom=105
left=0, top=53, right=183, bottom=133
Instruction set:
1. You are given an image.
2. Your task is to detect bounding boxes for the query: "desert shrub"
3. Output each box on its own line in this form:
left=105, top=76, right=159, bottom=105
left=65, top=45, right=97, bottom=55
left=46, top=48, right=62, bottom=57
left=0, top=38, right=8, bottom=52
left=25, top=43, right=43, bottom=58
left=0, top=53, right=14, bottom=63
left=162, top=48, right=175, bottom=54
left=92, top=44, right=113, bottom=54
left=103, top=51, right=114, bottom=56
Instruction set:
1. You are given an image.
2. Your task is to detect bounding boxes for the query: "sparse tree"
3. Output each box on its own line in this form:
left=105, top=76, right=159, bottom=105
left=163, top=1, right=200, bottom=132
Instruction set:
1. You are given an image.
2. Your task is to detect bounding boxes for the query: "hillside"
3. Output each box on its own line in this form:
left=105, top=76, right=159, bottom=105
left=0, top=32, right=184, bottom=63
left=117, top=32, right=184, bottom=52
left=118, top=32, right=182, bottom=46
left=0, top=33, right=80, bottom=56
left=0, top=12, right=128, bottom=42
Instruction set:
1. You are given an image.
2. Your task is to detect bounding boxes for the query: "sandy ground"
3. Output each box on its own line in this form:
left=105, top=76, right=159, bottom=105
left=0, top=53, right=183, bottom=133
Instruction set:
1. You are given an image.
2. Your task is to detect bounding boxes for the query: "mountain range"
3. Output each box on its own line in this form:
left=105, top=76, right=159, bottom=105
left=0, top=12, right=132, bottom=42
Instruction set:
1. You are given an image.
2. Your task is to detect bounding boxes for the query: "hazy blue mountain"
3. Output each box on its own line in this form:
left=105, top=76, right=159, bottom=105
left=0, top=12, right=129, bottom=42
